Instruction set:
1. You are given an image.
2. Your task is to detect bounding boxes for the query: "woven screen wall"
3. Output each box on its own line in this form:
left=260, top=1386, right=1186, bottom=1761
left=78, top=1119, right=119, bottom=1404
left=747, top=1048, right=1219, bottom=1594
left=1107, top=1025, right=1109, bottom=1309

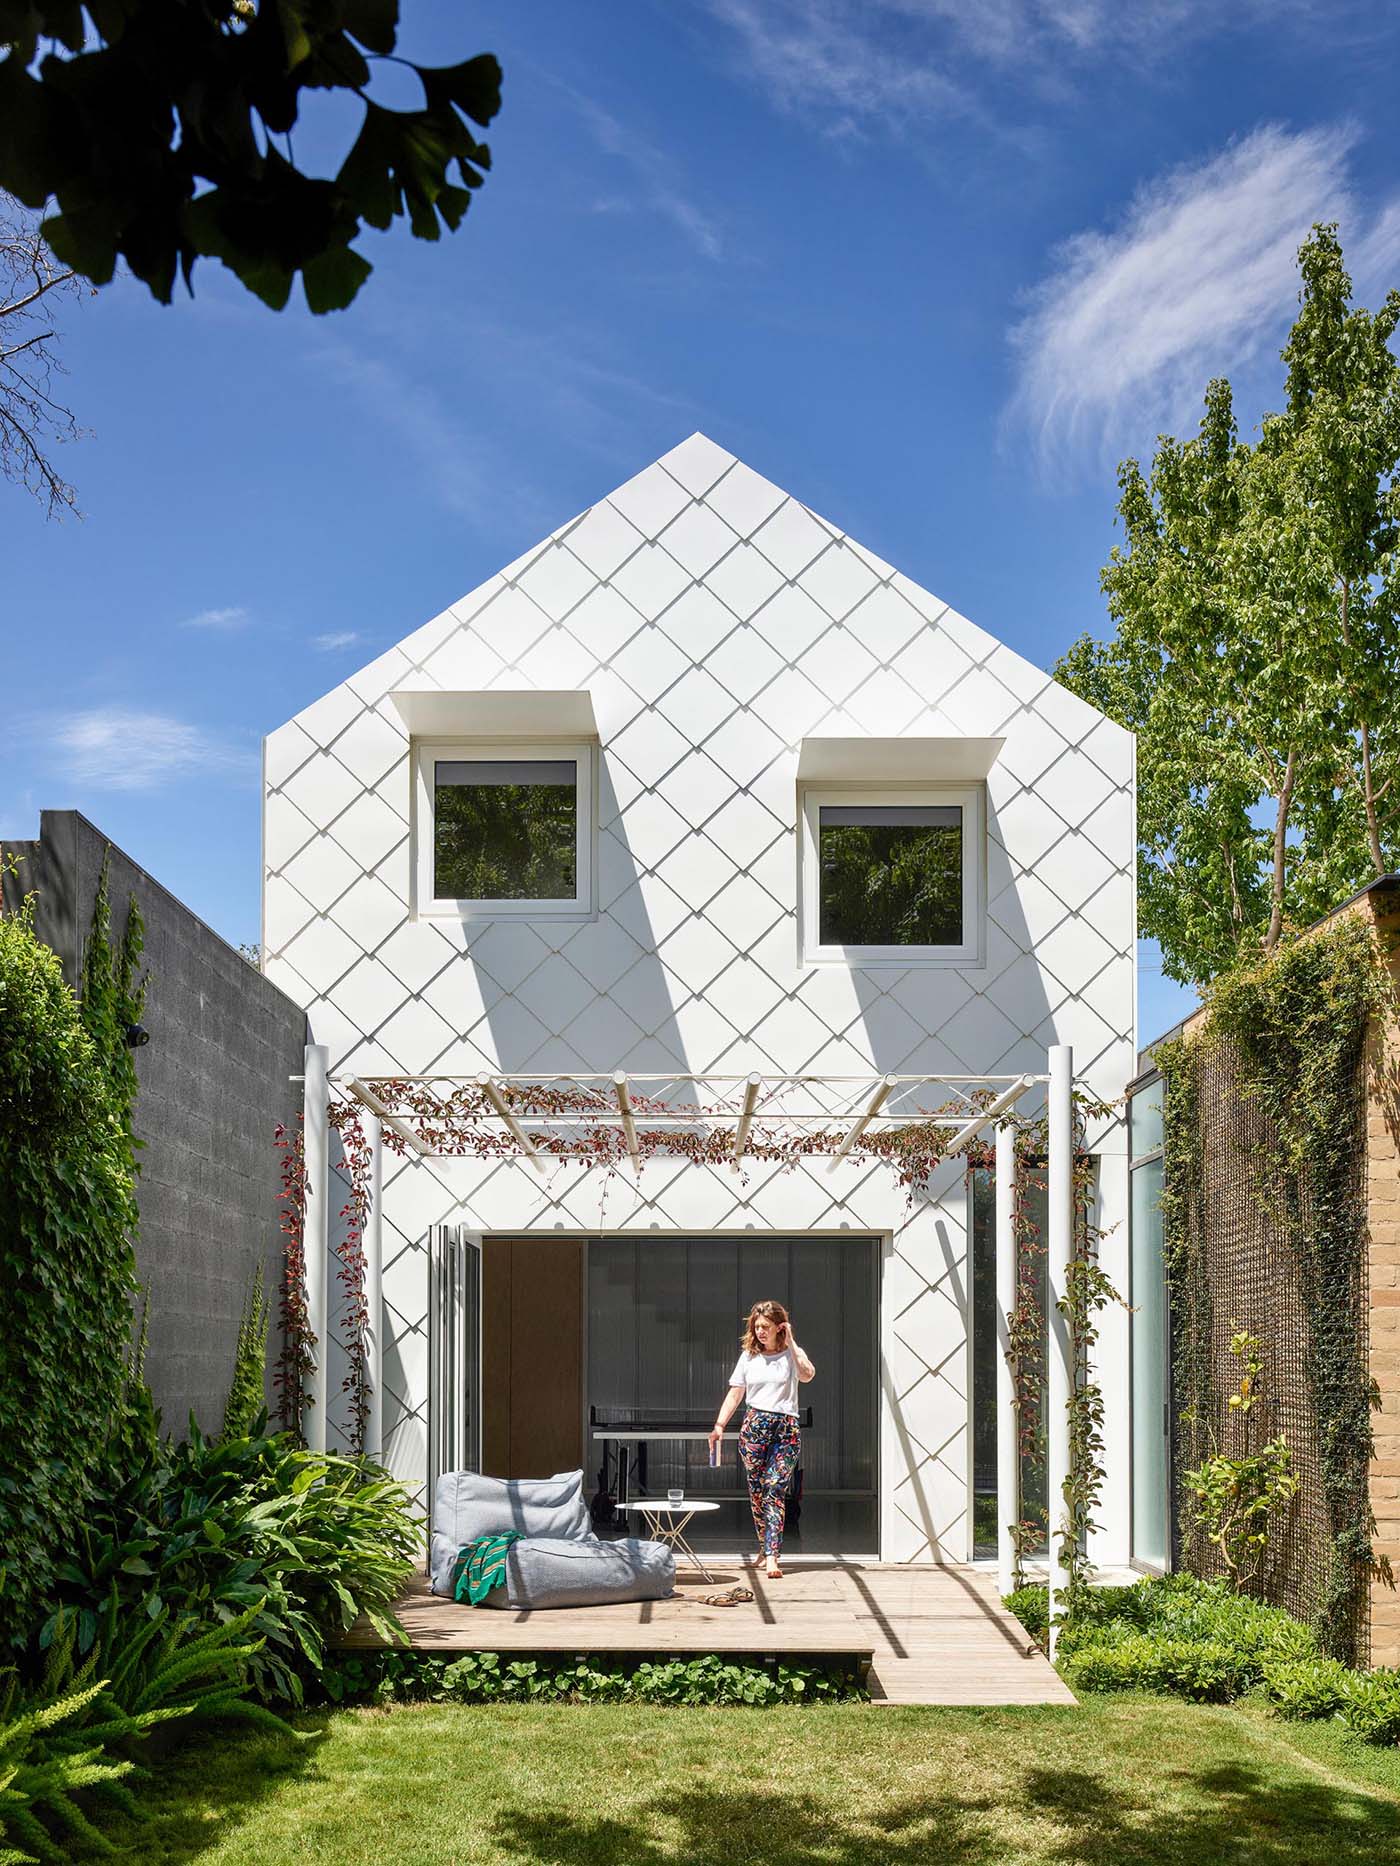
left=1170, top=1031, right=1370, bottom=1662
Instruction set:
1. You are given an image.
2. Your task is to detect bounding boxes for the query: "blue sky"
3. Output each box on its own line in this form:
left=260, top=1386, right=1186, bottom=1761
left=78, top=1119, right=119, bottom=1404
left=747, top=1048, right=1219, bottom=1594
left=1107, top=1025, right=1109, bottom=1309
left=5, top=0, right=1400, bottom=1047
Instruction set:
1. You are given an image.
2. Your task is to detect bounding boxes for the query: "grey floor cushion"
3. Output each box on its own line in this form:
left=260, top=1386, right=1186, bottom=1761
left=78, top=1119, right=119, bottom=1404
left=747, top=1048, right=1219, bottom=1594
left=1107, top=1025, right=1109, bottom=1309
left=477, top=1536, right=675, bottom=1610
left=429, top=1470, right=592, bottom=1595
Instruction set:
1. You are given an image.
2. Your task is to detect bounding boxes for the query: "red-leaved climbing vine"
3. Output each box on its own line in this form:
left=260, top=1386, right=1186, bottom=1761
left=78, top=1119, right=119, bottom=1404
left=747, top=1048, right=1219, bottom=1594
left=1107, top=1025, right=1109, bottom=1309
left=273, top=1117, right=313, bottom=1436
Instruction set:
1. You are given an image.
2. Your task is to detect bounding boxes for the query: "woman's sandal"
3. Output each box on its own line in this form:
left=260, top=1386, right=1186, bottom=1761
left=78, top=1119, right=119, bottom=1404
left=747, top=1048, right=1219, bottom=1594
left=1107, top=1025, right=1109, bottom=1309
left=686, top=1584, right=755, bottom=1607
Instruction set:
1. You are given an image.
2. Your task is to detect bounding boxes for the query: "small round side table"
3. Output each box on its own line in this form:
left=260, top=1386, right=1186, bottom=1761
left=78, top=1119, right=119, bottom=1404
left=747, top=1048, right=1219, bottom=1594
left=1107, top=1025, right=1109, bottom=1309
left=624, top=1499, right=723, bottom=1582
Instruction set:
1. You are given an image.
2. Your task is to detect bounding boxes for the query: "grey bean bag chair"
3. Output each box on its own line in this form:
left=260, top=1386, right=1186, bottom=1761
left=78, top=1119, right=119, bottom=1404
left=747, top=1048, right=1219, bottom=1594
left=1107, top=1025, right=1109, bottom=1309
left=477, top=1536, right=674, bottom=1610
left=429, top=1469, right=674, bottom=1607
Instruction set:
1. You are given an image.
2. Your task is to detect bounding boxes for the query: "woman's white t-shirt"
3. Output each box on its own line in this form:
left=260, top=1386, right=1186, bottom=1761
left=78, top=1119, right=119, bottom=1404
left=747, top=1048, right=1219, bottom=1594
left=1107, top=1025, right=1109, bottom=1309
left=727, top=1347, right=799, bottom=1417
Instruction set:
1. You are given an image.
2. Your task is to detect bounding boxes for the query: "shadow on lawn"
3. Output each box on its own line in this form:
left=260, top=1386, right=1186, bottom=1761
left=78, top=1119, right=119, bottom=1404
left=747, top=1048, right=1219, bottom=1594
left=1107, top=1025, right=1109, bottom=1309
left=92, top=1716, right=330, bottom=1864
left=492, top=1759, right=1400, bottom=1865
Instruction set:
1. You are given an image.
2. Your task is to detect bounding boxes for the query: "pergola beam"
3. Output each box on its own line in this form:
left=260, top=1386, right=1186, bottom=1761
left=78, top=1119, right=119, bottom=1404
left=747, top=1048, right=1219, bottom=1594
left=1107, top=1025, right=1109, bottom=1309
left=831, top=1074, right=898, bottom=1164
left=732, top=1074, right=762, bottom=1164
left=477, top=1074, right=548, bottom=1176
left=942, top=1075, right=1037, bottom=1156
left=613, top=1070, right=640, bottom=1170
left=348, top=1076, right=433, bottom=1156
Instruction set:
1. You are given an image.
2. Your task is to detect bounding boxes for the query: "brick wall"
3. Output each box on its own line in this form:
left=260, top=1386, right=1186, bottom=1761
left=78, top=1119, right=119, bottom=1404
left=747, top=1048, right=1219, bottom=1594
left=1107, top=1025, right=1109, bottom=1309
left=1368, top=889, right=1400, bottom=1668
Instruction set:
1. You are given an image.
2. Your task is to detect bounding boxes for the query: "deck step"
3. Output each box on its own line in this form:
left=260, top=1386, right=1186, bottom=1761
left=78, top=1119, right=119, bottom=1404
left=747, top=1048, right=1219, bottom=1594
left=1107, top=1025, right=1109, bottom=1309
left=341, top=1563, right=1076, bottom=1708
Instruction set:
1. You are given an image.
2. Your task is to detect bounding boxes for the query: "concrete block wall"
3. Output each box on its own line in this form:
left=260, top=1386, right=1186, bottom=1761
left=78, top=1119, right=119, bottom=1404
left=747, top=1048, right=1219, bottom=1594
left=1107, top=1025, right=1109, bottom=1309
left=2, top=811, right=307, bottom=1435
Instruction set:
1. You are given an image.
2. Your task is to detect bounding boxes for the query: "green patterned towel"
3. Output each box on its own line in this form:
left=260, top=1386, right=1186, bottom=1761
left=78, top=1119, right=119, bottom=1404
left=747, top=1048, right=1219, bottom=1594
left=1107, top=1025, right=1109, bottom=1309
left=450, top=1530, right=523, bottom=1605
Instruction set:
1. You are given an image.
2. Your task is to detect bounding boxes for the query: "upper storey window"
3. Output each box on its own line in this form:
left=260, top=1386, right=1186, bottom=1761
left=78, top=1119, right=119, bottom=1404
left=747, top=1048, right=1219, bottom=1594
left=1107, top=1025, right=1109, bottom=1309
left=415, top=742, right=593, bottom=917
left=801, top=785, right=982, bottom=965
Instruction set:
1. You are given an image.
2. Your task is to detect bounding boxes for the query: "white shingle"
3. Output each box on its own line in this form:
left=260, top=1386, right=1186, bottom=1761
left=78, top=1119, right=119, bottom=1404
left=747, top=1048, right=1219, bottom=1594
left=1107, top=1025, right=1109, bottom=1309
left=605, top=464, right=692, bottom=538
left=657, top=501, right=741, bottom=579
left=799, top=542, right=881, bottom=621
left=657, top=432, right=737, bottom=497
left=512, top=543, right=596, bottom=622
left=610, top=542, right=693, bottom=620
left=705, top=542, right=786, bottom=621
left=559, top=501, right=647, bottom=580
left=752, top=499, right=833, bottom=580
left=703, top=461, right=787, bottom=536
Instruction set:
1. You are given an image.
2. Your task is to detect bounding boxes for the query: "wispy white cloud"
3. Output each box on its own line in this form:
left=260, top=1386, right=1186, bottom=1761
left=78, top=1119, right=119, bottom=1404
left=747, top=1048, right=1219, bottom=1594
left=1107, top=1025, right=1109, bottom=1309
left=706, top=1, right=1329, bottom=137
left=565, top=92, right=724, bottom=259
left=312, top=338, right=497, bottom=521
left=313, top=630, right=363, bottom=651
left=42, top=709, right=254, bottom=791
left=706, top=0, right=968, bottom=137
left=181, top=604, right=249, bottom=631
left=1006, top=123, right=1400, bottom=476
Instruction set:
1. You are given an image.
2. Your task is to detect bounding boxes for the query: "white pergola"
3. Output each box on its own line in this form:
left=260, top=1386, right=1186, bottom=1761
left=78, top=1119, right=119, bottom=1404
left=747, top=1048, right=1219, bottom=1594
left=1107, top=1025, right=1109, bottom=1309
left=297, top=1044, right=1078, bottom=1649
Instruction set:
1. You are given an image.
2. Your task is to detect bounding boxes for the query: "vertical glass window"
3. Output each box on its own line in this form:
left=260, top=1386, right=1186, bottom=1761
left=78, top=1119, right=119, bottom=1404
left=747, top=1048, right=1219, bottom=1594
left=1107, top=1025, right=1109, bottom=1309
left=818, top=804, right=963, bottom=947
left=1130, top=1076, right=1169, bottom=1569
left=433, top=758, right=578, bottom=903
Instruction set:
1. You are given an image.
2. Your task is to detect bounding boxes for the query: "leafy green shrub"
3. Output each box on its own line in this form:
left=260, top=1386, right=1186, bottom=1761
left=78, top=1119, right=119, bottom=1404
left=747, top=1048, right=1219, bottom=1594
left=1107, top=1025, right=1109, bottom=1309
left=1003, top=1585, right=1049, bottom=1646
left=41, top=1594, right=290, bottom=1736
left=0, top=1597, right=291, bottom=1863
left=41, top=1418, right=418, bottom=1704
left=1060, top=1635, right=1256, bottom=1702
left=1335, top=1670, right=1400, bottom=1746
left=220, top=1264, right=270, bottom=1442
left=1010, top=1573, right=1400, bottom=1744
left=1256, top=1656, right=1355, bottom=1721
left=317, top=1648, right=866, bottom=1708
left=0, top=1673, right=139, bottom=1863
left=0, top=869, right=146, bottom=1652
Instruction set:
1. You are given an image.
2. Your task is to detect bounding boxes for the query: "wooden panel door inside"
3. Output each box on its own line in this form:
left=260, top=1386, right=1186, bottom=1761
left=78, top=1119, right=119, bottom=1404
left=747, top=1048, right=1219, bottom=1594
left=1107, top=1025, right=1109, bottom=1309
left=481, top=1238, right=583, bottom=1479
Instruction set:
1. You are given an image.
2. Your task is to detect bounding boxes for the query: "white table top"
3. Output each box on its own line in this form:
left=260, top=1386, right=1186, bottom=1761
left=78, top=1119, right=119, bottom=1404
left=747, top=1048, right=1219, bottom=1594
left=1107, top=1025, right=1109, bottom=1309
left=623, top=1499, right=722, bottom=1515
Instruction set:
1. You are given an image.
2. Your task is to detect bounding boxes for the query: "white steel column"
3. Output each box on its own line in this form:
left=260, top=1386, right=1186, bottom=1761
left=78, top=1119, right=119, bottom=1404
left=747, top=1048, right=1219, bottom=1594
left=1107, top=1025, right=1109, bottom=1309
left=302, top=1042, right=330, bottom=1454
left=364, top=1112, right=384, bottom=1465
left=995, top=1119, right=1019, bottom=1598
left=1046, top=1042, right=1074, bottom=1657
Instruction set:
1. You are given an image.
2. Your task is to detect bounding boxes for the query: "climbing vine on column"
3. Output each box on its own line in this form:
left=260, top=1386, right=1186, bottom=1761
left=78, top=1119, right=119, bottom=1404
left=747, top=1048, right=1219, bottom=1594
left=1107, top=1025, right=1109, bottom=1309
left=273, top=1116, right=312, bottom=1439
left=329, top=1103, right=372, bottom=1456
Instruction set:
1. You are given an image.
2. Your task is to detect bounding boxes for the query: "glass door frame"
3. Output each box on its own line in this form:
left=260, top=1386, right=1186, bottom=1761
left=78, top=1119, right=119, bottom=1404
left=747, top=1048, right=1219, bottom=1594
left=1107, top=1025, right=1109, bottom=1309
left=580, top=1228, right=883, bottom=1558
left=427, top=1224, right=483, bottom=1542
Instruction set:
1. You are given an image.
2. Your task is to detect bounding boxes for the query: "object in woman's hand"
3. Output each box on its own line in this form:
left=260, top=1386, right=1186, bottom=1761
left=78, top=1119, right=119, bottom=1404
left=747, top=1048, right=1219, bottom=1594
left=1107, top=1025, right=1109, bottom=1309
left=709, top=1439, right=720, bottom=1467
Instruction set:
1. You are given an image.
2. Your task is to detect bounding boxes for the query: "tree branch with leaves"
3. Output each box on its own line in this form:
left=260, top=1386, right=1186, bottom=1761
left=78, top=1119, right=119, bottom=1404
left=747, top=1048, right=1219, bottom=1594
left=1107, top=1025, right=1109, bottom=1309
left=1057, top=225, right=1400, bottom=988
left=0, top=1, right=502, bottom=314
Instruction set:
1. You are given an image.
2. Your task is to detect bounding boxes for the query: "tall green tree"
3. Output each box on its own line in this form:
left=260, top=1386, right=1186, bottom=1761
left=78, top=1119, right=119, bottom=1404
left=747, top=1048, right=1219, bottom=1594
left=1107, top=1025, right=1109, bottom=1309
left=1057, top=225, right=1400, bottom=987
left=0, top=2, right=501, bottom=314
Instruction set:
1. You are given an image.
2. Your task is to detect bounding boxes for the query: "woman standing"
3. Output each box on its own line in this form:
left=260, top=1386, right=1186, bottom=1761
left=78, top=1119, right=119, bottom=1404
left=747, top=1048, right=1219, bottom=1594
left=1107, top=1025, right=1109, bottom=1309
left=708, top=1300, right=815, bottom=1578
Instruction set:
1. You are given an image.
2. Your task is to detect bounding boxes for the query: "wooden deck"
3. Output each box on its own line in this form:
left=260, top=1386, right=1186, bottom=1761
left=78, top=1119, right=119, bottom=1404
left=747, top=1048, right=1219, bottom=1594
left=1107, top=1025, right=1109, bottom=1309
left=339, top=1562, right=1075, bottom=1707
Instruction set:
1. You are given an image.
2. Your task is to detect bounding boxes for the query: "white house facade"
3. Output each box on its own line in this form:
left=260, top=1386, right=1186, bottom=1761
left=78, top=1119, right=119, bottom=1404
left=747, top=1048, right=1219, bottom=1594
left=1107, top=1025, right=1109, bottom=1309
left=261, top=432, right=1137, bottom=1570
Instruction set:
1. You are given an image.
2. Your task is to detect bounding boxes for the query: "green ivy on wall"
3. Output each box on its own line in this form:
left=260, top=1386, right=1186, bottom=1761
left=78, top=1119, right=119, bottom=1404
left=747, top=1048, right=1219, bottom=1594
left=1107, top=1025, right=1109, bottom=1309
left=1157, top=912, right=1384, bottom=1662
left=0, top=852, right=148, bottom=1651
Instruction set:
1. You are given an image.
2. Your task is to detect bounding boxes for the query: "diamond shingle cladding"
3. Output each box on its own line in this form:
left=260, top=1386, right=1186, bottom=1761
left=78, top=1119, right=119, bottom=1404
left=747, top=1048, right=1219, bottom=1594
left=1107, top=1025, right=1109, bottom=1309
left=262, top=432, right=1136, bottom=1562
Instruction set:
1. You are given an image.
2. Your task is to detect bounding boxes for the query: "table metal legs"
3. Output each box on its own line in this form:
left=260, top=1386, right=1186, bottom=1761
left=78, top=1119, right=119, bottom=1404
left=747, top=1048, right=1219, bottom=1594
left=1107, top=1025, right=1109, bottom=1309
left=640, top=1510, right=716, bottom=1584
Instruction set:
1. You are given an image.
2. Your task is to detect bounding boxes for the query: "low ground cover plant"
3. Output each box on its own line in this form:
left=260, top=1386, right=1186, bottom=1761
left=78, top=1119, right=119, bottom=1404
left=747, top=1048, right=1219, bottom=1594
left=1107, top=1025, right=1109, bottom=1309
left=319, top=1648, right=866, bottom=1707
left=1006, top=1573, right=1400, bottom=1741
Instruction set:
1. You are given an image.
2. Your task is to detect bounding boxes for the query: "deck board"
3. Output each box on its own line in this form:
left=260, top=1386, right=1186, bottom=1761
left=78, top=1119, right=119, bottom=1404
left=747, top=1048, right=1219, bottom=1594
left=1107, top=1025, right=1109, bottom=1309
left=337, top=1562, right=1075, bottom=1708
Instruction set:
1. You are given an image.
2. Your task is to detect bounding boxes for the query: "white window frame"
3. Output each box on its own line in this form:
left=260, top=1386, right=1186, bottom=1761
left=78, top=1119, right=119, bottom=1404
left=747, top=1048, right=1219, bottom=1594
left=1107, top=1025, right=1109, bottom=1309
left=413, top=739, right=595, bottom=920
left=799, top=783, right=984, bottom=967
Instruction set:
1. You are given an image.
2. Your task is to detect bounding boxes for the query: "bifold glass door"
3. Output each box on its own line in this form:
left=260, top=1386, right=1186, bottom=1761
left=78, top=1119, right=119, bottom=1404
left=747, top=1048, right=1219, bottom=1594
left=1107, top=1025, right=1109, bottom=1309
left=427, top=1225, right=482, bottom=1531
left=586, top=1235, right=878, bottom=1552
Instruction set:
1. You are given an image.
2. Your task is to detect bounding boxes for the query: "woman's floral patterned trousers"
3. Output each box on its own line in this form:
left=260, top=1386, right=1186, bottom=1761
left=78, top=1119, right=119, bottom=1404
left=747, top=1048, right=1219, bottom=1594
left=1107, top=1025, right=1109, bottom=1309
left=738, top=1407, right=801, bottom=1557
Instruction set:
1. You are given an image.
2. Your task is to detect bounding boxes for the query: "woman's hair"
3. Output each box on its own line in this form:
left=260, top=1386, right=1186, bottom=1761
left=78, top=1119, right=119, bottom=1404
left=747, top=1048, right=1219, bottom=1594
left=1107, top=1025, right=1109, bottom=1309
left=741, top=1300, right=790, bottom=1355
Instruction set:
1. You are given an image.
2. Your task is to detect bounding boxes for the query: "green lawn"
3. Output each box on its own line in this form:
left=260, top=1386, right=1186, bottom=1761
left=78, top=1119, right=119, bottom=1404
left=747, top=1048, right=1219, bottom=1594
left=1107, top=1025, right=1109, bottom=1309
left=104, top=1697, right=1400, bottom=1866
